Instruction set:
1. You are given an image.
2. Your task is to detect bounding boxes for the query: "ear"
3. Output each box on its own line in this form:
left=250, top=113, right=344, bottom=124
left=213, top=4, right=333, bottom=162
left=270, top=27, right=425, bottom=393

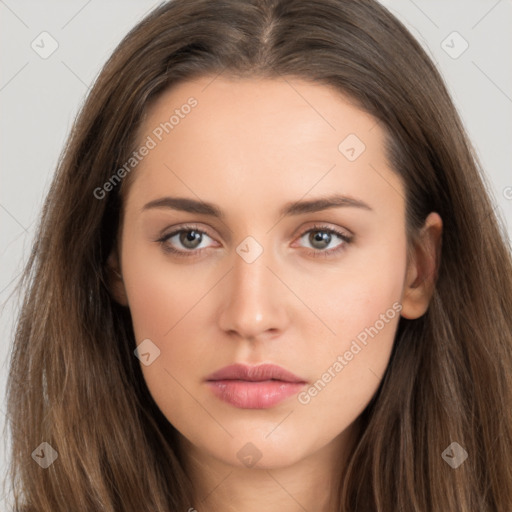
left=400, top=212, right=443, bottom=319
left=105, top=249, right=129, bottom=307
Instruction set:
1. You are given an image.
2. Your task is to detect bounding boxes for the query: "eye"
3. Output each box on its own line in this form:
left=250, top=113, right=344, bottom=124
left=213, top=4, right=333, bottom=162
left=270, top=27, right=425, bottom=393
left=156, top=223, right=353, bottom=258
left=295, top=224, right=352, bottom=257
left=157, top=224, right=217, bottom=256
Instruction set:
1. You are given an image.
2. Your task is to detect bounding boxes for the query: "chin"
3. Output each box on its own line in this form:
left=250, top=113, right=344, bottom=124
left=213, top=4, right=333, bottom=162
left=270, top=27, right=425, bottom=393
left=210, top=427, right=316, bottom=469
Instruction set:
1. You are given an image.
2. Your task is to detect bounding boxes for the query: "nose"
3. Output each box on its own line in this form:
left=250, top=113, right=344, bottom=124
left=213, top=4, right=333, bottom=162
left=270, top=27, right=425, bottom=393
left=217, top=243, right=290, bottom=341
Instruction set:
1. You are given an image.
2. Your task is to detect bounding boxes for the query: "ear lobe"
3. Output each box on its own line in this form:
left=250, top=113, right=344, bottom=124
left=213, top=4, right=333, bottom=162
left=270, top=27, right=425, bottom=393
left=105, top=250, right=129, bottom=307
left=400, top=212, right=443, bottom=320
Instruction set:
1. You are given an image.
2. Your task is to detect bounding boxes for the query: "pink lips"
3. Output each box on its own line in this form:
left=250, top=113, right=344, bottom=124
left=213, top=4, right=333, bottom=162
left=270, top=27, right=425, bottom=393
left=205, top=363, right=307, bottom=409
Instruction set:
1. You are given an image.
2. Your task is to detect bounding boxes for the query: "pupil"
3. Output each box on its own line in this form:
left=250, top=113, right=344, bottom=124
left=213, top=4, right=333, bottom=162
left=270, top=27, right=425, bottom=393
left=181, top=230, right=201, bottom=248
left=310, top=231, right=330, bottom=249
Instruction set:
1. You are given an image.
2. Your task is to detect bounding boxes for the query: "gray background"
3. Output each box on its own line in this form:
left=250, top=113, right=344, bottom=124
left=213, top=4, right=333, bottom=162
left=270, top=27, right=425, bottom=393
left=0, top=0, right=511, bottom=507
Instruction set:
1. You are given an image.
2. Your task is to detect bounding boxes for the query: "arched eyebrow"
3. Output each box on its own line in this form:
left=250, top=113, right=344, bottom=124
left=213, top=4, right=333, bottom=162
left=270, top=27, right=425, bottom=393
left=141, top=194, right=373, bottom=218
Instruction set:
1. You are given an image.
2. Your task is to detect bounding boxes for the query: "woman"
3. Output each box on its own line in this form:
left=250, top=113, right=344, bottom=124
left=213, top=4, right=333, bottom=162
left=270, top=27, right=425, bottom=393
left=6, top=0, right=512, bottom=510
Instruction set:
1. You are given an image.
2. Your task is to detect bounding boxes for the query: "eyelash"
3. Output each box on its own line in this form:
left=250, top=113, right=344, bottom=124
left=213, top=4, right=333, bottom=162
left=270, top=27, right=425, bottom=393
left=156, top=223, right=353, bottom=259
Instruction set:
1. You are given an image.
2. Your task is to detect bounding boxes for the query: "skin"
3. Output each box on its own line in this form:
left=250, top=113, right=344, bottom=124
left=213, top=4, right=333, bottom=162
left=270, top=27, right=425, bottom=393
left=107, top=75, right=442, bottom=512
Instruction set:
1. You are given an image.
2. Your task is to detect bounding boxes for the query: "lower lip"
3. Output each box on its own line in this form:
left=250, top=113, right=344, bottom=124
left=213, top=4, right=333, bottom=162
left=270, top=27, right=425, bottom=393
left=206, top=380, right=306, bottom=409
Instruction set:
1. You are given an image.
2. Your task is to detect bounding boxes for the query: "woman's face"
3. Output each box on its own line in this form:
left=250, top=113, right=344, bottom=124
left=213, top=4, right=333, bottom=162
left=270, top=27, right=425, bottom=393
left=111, top=76, right=435, bottom=470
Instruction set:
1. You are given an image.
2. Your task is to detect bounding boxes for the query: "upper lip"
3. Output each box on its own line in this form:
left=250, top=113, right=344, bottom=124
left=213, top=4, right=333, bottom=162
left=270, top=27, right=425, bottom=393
left=205, top=363, right=306, bottom=383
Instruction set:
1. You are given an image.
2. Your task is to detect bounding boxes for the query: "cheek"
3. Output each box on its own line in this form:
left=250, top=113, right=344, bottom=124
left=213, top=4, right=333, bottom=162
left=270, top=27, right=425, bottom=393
left=292, top=236, right=406, bottom=412
left=120, top=235, right=218, bottom=410
left=297, top=233, right=406, bottom=351
left=121, top=230, right=213, bottom=341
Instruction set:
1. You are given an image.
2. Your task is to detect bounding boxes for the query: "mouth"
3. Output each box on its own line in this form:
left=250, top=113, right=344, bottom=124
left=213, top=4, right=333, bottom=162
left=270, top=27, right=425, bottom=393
left=205, top=363, right=307, bottom=409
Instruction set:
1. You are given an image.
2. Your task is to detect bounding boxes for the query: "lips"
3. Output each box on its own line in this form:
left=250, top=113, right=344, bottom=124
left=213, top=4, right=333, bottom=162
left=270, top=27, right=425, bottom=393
left=206, top=363, right=305, bottom=383
left=205, top=363, right=307, bottom=409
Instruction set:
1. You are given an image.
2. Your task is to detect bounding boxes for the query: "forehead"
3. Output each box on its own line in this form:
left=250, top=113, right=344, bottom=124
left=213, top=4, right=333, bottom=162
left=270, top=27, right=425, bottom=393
left=125, top=75, right=404, bottom=217
left=142, top=75, right=379, bottom=151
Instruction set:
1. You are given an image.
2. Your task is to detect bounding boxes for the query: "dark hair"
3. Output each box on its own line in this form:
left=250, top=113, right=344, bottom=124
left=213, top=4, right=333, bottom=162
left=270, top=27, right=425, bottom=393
left=6, top=0, right=512, bottom=510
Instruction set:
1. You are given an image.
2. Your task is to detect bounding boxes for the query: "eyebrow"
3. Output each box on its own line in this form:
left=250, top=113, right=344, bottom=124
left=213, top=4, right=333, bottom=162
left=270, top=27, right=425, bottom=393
left=141, top=194, right=373, bottom=218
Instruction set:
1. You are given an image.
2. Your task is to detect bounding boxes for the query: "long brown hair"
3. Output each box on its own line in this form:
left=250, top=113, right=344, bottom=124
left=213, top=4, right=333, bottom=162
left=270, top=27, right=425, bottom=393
left=5, top=0, right=512, bottom=510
